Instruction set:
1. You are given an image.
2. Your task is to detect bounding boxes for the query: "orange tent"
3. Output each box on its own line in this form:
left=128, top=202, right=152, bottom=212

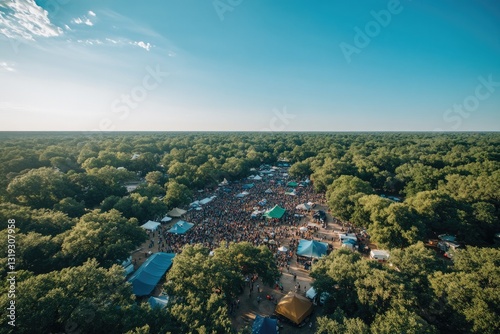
left=275, top=292, right=313, bottom=325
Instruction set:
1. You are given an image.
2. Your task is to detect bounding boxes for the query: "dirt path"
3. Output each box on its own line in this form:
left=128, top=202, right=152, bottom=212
left=231, top=204, right=344, bottom=333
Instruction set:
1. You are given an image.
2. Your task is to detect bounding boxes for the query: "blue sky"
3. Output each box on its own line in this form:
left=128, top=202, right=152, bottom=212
left=0, top=0, right=499, bottom=131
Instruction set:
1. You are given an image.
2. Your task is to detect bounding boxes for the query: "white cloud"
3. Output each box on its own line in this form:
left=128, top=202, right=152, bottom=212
left=131, top=41, right=152, bottom=51
left=71, top=14, right=95, bottom=27
left=0, top=0, right=63, bottom=40
left=88, top=10, right=96, bottom=17
left=0, top=61, right=15, bottom=72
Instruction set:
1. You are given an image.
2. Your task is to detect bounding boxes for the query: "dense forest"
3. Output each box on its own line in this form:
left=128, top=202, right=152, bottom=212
left=0, top=132, right=499, bottom=333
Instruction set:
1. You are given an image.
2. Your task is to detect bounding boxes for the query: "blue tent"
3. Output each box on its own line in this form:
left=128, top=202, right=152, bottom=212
left=243, top=183, right=255, bottom=189
left=296, top=239, right=328, bottom=259
left=167, top=220, right=194, bottom=234
left=128, top=252, right=176, bottom=296
left=252, top=315, right=278, bottom=334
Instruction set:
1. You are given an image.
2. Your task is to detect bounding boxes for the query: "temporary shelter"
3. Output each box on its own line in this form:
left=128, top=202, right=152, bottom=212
left=252, top=315, right=278, bottom=334
left=123, top=264, right=134, bottom=276
left=148, top=295, right=169, bottom=309
left=243, top=183, right=255, bottom=189
left=286, top=181, right=298, bottom=188
left=278, top=246, right=288, bottom=252
left=140, top=220, right=161, bottom=231
left=128, top=252, right=176, bottom=296
left=296, top=239, right=328, bottom=259
left=161, top=216, right=172, bottom=222
left=370, top=249, right=390, bottom=261
left=264, top=188, right=273, bottom=194
left=167, top=207, right=187, bottom=217
left=275, top=292, right=313, bottom=325
left=199, top=196, right=216, bottom=205
left=167, top=221, right=194, bottom=234
left=295, top=203, right=311, bottom=211
left=264, top=205, right=286, bottom=219
left=341, top=239, right=356, bottom=249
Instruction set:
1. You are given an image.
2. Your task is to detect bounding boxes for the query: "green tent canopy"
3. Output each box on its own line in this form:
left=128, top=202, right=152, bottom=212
left=264, top=205, right=286, bottom=219
left=286, top=181, right=298, bottom=187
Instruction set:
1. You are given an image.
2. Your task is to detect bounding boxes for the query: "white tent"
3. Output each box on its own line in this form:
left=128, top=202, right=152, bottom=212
left=251, top=210, right=263, bottom=217
left=190, top=200, right=201, bottom=207
left=236, top=191, right=250, bottom=198
left=253, top=175, right=262, bottom=181
left=140, top=220, right=161, bottom=231
left=299, top=226, right=308, bottom=232
left=296, top=203, right=311, bottom=210
left=306, top=287, right=317, bottom=300
left=370, top=249, right=390, bottom=261
left=199, top=196, right=216, bottom=205
left=278, top=246, right=288, bottom=252
left=264, top=188, right=273, bottom=194
left=161, top=216, right=172, bottom=222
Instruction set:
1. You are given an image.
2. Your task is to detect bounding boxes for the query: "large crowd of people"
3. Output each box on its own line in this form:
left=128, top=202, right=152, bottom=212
left=144, top=167, right=327, bottom=263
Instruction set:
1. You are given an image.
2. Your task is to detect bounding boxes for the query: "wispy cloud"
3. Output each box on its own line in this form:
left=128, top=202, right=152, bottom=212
left=0, top=61, right=15, bottom=72
left=72, top=37, right=153, bottom=51
left=71, top=11, right=97, bottom=27
left=72, top=16, right=94, bottom=27
left=131, top=40, right=152, bottom=51
left=0, top=0, right=63, bottom=40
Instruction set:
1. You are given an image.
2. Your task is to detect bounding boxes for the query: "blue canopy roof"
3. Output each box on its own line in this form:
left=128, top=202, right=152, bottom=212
left=252, top=315, right=278, bottom=334
left=296, top=239, right=328, bottom=259
left=167, top=220, right=194, bottom=234
left=243, top=183, right=255, bottom=189
left=128, top=252, right=175, bottom=296
left=342, top=239, right=357, bottom=245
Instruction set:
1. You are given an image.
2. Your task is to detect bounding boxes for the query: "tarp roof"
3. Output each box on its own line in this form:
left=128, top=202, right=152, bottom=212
left=264, top=205, right=286, bottom=219
left=252, top=315, right=278, bottom=334
left=275, top=292, right=313, bottom=325
left=199, top=196, right=216, bottom=205
left=296, top=203, right=311, bottom=210
left=161, top=216, right=172, bottom=222
left=140, top=220, right=161, bottom=231
left=370, top=249, right=390, bottom=258
left=243, top=183, right=255, bottom=189
left=287, top=181, right=298, bottom=187
left=128, top=252, right=175, bottom=296
left=167, top=207, right=186, bottom=217
left=297, top=239, right=328, bottom=259
left=167, top=220, right=194, bottom=234
left=148, top=296, right=169, bottom=309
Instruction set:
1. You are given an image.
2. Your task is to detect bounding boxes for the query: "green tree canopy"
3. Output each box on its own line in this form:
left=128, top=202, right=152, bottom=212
left=61, top=209, right=147, bottom=268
